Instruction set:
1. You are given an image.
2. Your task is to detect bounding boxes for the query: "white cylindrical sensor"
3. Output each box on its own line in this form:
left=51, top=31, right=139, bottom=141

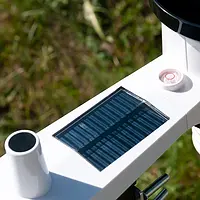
left=192, top=126, right=200, bottom=155
left=4, top=130, right=51, bottom=199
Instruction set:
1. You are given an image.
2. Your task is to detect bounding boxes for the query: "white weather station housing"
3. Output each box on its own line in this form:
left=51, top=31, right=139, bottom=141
left=1, top=1, right=200, bottom=200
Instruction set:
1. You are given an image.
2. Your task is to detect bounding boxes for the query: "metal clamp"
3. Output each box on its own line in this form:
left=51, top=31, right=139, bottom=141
left=117, top=173, right=169, bottom=200
left=143, top=173, right=169, bottom=200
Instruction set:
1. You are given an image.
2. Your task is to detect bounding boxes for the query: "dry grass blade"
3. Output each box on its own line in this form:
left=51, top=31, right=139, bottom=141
left=83, top=0, right=105, bottom=40
left=0, top=69, right=24, bottom=89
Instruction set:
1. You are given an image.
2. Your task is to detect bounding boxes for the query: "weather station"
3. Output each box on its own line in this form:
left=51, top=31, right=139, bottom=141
left=1, top=1, right=200, bottom=199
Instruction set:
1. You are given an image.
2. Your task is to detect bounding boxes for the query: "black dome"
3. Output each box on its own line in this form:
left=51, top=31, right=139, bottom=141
left=150, top=0, right=200, bottom=41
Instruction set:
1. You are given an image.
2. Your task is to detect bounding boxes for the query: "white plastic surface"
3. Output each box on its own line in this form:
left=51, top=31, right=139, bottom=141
left=161, top=24, right=187, bottom=73
left=4, top=130, right=51, bottom=198
left=186, top=37, right=200, bottom=78
left=1, top=55, right=200, bottom=200
left=162, top=24, right=200, bottom=78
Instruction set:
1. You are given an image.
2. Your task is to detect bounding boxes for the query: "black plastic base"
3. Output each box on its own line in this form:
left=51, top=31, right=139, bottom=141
left=117, top=183, right=144, bottom=200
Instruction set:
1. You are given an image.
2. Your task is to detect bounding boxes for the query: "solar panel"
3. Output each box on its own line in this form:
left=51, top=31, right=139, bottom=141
left=53, top=87, right=169, bottom=171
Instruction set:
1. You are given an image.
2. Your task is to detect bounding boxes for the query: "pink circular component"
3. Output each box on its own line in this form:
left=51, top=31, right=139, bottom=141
left=165, top=73, right=175, bottom=80
left=159, top=69, right=184, bottom=91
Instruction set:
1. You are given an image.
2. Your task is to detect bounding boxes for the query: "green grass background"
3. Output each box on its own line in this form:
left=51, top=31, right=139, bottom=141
left=1, top=0, right=200, bottom=199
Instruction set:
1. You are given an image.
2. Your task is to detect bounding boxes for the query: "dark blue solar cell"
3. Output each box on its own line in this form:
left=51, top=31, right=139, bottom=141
left=53, top=87, right=169, bottom=171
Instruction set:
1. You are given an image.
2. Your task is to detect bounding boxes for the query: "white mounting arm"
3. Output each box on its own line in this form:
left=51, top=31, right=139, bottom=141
left=1, top=45, right=200, bottom=199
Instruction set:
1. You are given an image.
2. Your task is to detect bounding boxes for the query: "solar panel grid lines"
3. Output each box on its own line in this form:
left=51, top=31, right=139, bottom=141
left=54, top=87, right=169, bottom=171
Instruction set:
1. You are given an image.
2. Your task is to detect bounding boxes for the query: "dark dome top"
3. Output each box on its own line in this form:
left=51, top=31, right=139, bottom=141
left=159, top=1, right=200, bottom=24
left=150, top=0, right=200, bottom=41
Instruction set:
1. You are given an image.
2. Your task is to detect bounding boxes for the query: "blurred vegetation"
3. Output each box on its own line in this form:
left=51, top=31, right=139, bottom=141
left=0, top=0, right=200, bottom=199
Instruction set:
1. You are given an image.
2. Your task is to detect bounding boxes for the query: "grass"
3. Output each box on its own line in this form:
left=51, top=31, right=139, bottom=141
left=0, top=0, right=199, bottom=199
